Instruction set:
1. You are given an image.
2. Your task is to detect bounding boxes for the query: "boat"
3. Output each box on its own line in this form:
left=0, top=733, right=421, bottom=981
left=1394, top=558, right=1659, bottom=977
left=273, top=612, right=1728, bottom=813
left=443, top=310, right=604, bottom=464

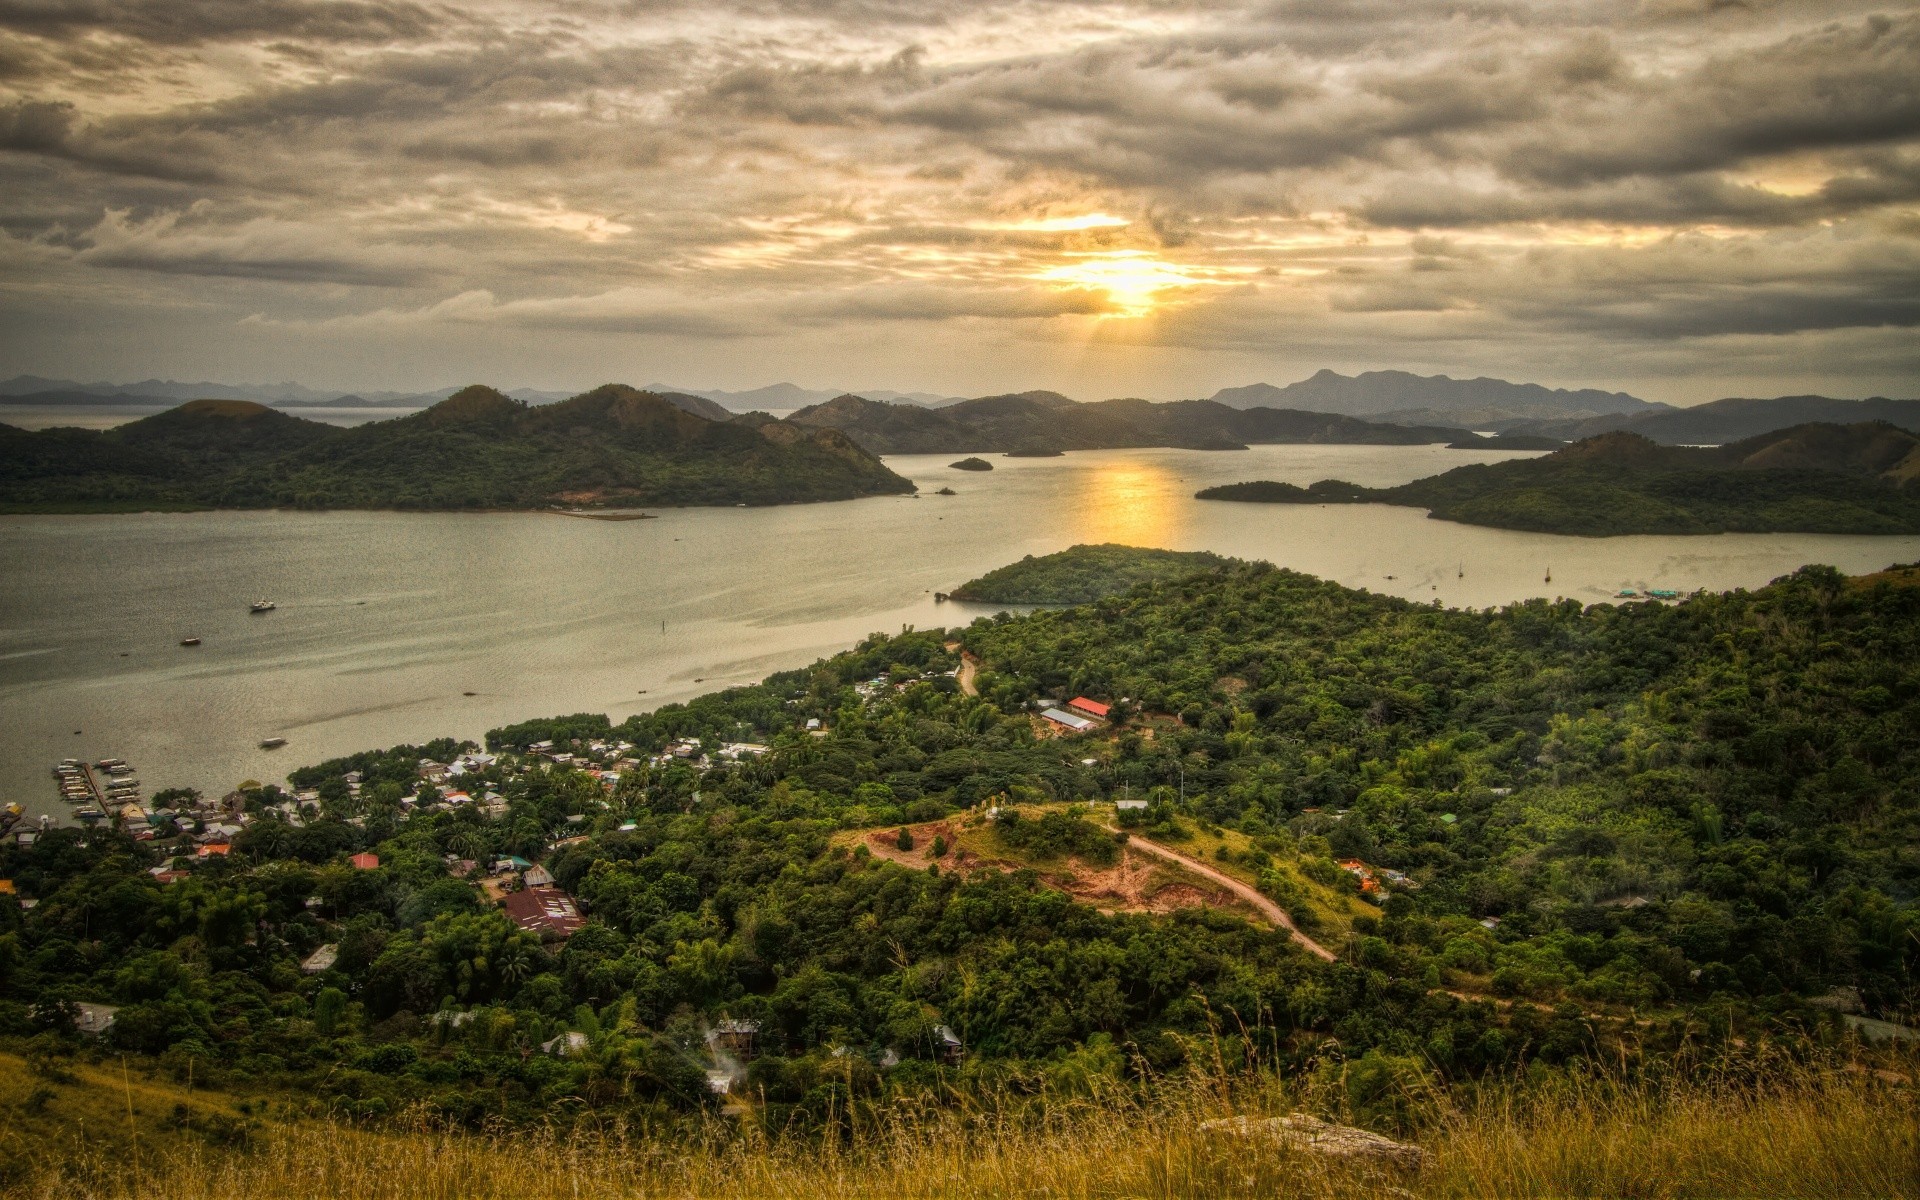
left=250, top=601, right=276, bottom=613
left=1648, top=588, right=1681, bottom=600
left=180, top=637, right=202, bottom=646
left=1616, top=590, right=1639, bottom=599
left=260, top=736, right=287, bottom=749
left=1545, top=567, right=1552, bottom=583
left=0, top=803, right=22, bottom=834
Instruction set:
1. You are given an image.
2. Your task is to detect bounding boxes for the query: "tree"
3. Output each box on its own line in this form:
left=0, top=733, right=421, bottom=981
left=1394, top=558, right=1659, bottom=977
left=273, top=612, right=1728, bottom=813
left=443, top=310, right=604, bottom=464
left=313, top=987, right=348, bottom=1036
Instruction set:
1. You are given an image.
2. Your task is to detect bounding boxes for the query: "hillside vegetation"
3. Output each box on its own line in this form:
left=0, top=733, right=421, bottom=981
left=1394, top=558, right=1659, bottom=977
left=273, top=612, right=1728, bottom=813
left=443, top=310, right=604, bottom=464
left=952, top=544, right=1233, bottom=604
left=0, top=386, right=913, bottom=511
left=6, top=1048, right=1912, bottom=1200
left=1199, top=423, right=1920, bottom=535
left=3, top=553, right=1917, bottom=1167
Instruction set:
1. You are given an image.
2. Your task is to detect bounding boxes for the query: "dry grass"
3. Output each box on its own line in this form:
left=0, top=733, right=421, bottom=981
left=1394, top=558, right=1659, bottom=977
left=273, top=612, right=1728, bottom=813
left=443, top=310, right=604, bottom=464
left=8, top=1052, right=1915, bottom=1200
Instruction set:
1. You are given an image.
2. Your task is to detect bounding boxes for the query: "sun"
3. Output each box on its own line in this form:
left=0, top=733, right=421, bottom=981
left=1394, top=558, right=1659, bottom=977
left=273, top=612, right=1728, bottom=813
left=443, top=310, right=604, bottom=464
left=1034, top=251, right=1218, bottom=317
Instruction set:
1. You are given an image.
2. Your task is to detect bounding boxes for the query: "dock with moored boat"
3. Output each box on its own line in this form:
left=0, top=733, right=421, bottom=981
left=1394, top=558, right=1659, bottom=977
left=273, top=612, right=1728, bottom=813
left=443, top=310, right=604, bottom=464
left=52, top=756, right=146, bottom=825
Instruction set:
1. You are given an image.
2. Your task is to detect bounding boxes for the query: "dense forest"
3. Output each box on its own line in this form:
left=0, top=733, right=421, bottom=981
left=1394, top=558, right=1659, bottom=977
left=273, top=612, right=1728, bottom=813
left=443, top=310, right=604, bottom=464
left=3, top=552, right=1916, bottom=1135
left=1198, top=423, right=1920, bottom=535
left=951, top=544, right=1231, bottom=604
left=0, top=387, right=913, bottom=512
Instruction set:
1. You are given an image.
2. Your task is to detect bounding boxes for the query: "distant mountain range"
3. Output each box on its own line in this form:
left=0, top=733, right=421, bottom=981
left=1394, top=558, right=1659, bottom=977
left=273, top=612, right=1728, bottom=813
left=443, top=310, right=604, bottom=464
left=0, top=386, right=912, bottom=512
left=6, top=370, right=1914, bottom=449
left=1206, top=370, right=1667, bottom=426
left=1503, top=395, right=1920, bottom=445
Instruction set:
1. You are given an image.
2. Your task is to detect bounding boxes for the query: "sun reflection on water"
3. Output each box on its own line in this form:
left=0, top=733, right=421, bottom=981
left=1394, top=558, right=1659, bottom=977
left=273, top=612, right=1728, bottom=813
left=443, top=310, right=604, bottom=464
left=1074, top=460, right=1182, bottom=546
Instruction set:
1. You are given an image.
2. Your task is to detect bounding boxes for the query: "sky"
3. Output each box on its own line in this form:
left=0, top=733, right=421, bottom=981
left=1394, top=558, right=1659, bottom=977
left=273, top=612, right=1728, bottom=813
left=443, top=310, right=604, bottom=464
left=0, top=0, right=1916, bottom=404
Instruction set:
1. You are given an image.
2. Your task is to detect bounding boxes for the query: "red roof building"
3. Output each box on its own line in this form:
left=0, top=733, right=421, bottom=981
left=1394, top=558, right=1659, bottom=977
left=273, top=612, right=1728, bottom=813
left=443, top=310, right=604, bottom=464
left=349, top=852, right=380, bottom=870
left=502, top=886, right=586, bottom=941
left=1067, top=697, right=1111, bottom=719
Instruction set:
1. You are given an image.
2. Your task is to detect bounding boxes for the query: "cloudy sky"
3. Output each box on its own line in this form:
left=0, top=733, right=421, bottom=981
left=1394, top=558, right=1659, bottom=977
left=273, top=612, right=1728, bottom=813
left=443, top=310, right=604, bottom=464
left=0, top=0, right=1916, bottom=402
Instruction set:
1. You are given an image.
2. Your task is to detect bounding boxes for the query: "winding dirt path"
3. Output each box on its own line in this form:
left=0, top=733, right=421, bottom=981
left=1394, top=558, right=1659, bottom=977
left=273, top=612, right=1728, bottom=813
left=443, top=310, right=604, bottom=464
left=956, top=651, right=980, bottom=696
left=1120, top=833, right=1337, bottom=962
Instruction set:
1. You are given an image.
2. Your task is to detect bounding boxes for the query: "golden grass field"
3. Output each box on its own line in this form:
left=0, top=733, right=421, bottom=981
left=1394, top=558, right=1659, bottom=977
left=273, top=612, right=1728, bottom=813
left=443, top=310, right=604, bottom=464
left=5, top=1047, right=1914, bottom=1199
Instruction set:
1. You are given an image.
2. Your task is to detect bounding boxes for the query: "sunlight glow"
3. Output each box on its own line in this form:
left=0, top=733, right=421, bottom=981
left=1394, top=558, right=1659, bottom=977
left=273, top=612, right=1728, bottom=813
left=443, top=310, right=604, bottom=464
left=1034, top=251, right=1223, bottom=317
left=1073, top=461, right=1181, bottom=545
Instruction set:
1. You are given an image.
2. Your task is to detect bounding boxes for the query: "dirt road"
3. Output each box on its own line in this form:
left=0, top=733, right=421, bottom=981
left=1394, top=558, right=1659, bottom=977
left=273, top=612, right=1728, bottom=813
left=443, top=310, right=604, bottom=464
left=956, top=651, right=979, bottom=696
left=1121, top=834, right=1338, bottom=962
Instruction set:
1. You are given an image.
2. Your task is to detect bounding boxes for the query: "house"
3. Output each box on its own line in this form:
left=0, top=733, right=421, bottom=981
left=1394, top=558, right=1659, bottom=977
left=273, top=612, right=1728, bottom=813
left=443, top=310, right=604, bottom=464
left=522, top=864, right=554, bottom=887
left=1115, top=799, right=1149, bottom=811
left=350, top=851, right=380, bottom=870
left=0, top=880, right=12, bottom=896
left=501, top=886, right=586, bottom=941
left=1041, top=707, right=1095, bottom=733
left=197, top=843, right=231, bottom=858
left=300, top=944, right=340, bottom=974
left=707, top=1018, right=761, bottom=1060
left=73, top=1002, right=119, bottom=1035
left=932, top=1024, right=965, bottom=1064
left=1066, top=697, right=1110, bottom=721
left=540, top=1031, right=590, bottom=1057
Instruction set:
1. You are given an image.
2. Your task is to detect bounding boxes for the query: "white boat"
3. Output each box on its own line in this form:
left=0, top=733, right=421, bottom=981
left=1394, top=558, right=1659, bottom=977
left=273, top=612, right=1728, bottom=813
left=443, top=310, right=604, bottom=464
left=260, top=736, right=288, bottom=749
left=250, top=601, right=276, bottom=613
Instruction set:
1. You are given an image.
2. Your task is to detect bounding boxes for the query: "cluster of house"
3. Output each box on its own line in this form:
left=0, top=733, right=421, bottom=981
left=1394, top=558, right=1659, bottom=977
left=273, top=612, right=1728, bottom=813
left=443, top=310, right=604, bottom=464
left=1040, top=696, right=1112, bottom=734
left=651, top=736, right=772, bottom=771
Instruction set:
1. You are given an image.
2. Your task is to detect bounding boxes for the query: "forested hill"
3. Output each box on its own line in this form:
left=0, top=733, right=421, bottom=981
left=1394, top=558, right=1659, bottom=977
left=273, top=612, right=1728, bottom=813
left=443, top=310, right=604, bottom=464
left=2, top=555, right=1914, bottom=1130
left=788, top=391, right=1461, bottom=454
left=951, top=544, right=1232, bottom=604
left=1197, top=422, right=1920, bottom=536
left=0, top=386, right=915, bottom=511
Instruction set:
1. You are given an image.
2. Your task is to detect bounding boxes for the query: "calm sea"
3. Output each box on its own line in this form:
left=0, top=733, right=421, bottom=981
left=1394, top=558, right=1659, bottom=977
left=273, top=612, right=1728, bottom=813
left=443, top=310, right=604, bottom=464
left=5, top=443, right=1917, bottom=821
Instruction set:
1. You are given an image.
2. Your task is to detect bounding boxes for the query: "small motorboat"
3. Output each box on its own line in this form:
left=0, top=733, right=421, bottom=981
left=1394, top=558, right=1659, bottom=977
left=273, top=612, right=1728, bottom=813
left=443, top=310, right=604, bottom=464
left=250, top=601, right=276, bottom=613
left=180, top=637, right=202, bottom=646
left=259, top=736, right=287, bottom=749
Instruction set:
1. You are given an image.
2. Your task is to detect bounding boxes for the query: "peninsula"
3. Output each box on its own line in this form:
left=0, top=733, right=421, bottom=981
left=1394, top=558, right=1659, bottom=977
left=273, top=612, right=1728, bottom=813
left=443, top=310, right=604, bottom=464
left=1197, top=423, right=1920, bottom=536
left=951, top=544, right=1231, bottom=604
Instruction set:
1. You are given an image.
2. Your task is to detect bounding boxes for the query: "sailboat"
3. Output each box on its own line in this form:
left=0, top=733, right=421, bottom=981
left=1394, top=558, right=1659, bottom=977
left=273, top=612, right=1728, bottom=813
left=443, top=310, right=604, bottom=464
left=1544, top=567, right=1552, bottom=584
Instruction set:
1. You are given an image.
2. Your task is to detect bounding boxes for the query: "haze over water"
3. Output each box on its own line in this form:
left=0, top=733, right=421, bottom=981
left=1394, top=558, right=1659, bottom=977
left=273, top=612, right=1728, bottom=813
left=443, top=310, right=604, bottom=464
left=6, top=443, right=1917, bottom=822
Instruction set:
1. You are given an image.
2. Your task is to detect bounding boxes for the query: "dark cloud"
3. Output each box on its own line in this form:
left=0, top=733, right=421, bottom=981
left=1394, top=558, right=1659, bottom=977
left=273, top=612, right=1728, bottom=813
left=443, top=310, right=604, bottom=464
left=0, top=0, right=446, bottom=45
left=0, top=95, right=69, bottom=151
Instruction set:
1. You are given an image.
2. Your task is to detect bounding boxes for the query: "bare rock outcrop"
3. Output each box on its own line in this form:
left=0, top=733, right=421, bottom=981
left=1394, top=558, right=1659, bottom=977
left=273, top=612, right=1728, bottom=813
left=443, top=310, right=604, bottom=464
left=1200, top=1113, right=1427, bottom=1169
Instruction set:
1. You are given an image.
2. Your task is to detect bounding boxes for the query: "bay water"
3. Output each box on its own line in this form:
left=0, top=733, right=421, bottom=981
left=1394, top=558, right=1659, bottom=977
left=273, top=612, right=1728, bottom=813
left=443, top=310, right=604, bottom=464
left=5, top=443, right=1916, bottom=820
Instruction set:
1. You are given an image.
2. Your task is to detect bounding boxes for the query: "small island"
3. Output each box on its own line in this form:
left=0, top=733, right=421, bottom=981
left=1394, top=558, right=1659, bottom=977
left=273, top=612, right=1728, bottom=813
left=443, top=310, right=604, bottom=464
left=949, top=457, right=994, bottom=471
left=1197, top=423, right=1920, bottom=536
left=951, top=543, right=1232, bottom=604
left=0, top=386, right=915, bottom=513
